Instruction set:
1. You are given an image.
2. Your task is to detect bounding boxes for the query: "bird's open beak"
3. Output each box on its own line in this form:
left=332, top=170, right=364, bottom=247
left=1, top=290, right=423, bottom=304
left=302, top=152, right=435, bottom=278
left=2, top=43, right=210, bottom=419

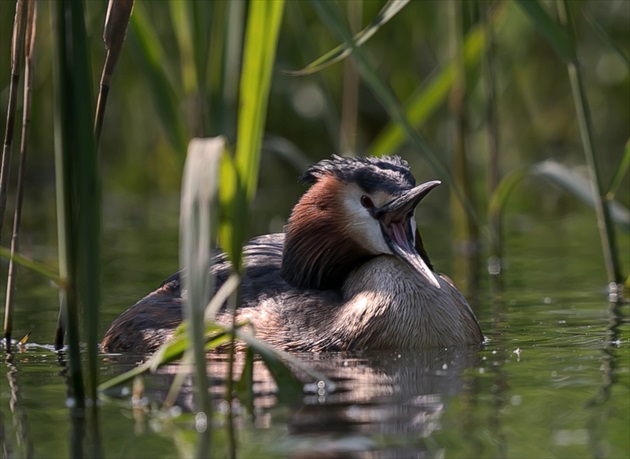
left=376, top=180, right=441, bottom=289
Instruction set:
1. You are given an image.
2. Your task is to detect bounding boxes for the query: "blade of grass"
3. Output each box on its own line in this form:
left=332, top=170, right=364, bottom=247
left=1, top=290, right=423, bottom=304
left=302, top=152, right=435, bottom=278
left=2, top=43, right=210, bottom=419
left=235, top=346, right=255, bottom=417
left=583, top=10, right=630, bottom=69
left=204, top=272, right=240, bottom=322
left=229, top=8, right=285, bottom=452
left=309, top=0, right=443, bottom=178
left=556, top=0, right=624, bottom=290
left=235, top=329, right=337, bottom=399
left=219, top=0, right=246, bottom=141
left=52, top=0, right=103, bottom=456
left=532, top=160, right=629, bottom=231
left=51, top=0, right=84, bottom=399
left=287, top=0, right=410, bottom=76
left=513, top=0, right=575, bottom=62
left=0, top=0, right=28, bottom=246
left=487, top=166, right=529, bottom=219
left=98, top=326, right=230, bottom=392
left=221, top=0, right=284, bottom=268
left=481, top=1, right=503, bottom=290
left=169, top=0, right=197, bottom=95
left=94, top=0, right=134, bottom=145
left=606, top=139, right=630, bottom=200
left=286, top=2, right=341, bottom=150
left=448, top=0, right=480, bottom=297
left=340, top=0, right=361, bottom=156
left=309, top=0, right=478, bottom=223
left=180, top=136, right=226, bottom=456
left=3, top=0, right=36, bottom=352
left=0, top=246, right=62, bottom=286
left=368, top=3, right=506, bottom=157
left=128, top=3, right=187, bottom=157
left=489, top=161, right=630, bottom=232
left=235, top=0, right=285, bottom=203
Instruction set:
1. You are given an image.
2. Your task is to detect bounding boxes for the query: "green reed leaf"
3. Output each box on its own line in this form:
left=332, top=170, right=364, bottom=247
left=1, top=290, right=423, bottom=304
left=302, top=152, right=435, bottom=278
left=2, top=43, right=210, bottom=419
left=235, top=331, right=305, bottom=404
left=180, top=137, right=226, bottom=427
left=235, top=346, right=255, bottom=416
left=226, top=0, right=284, bottom=267
left=287, top=0, right=410, bottom=76
left=606, top=139, right=630, bottom=200
left=583, top=10, right=630, bottom=69
left=169, top=0, right=197, bottom=93
left=235, top=0, right=285, bottom=202
left=129, top=3, right=187, bottom=155
left=532, top=160, right=629, bottom=231
left=488, top=166, right=529, bottom=218
left=368, top=4, right=506, bottom=157
left=309, top=0, right=471, bottom=218
left=513, top=0, right=575, bottom=62
left=0, top=246, right=62, bottom=286
left=236, top=330, right=337, bottom=399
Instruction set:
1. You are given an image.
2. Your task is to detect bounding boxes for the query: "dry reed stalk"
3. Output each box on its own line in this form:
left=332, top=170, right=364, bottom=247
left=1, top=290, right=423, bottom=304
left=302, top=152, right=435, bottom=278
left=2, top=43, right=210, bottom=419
left=0, top=0, right=28, bottom=245
left=94, top=0, right=134, bottom=144
left=3, top=0, right=37, bottom=352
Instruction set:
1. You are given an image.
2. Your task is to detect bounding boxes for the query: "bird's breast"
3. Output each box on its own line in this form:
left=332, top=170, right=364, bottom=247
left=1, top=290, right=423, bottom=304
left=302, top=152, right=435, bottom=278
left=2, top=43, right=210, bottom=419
left=335, top=256, right=482, bottom=349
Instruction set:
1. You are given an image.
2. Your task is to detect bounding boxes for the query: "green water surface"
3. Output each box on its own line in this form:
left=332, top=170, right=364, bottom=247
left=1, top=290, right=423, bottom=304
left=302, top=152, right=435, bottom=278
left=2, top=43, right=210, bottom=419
left=1, top=197, right=629, bottom=459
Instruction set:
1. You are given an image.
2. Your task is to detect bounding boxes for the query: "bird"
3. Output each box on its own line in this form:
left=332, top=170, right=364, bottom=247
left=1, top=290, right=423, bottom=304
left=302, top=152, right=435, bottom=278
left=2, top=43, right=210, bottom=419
left=101, top=155, right=483, bottom=354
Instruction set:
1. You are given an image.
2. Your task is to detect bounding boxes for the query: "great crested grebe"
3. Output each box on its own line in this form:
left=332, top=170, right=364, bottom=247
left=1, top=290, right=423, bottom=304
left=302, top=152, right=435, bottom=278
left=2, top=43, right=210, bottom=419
left=101, top=155, right=483, bottom=353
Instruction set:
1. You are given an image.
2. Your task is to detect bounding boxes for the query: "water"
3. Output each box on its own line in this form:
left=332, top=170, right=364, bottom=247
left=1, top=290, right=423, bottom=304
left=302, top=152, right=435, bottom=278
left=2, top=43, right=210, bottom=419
left=1, top=194, right=629, bottom=458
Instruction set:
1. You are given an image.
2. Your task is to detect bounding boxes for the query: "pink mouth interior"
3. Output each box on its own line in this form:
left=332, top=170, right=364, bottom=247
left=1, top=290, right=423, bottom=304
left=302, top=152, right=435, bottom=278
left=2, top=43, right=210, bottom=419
left=389, top=220, right=413, bottom=253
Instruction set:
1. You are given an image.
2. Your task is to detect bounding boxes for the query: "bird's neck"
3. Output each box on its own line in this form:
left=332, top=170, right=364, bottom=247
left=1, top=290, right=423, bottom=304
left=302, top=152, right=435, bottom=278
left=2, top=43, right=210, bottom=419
left=280, top=176, right=371, bottom=290
left=334, top=256, right=482, bottom=348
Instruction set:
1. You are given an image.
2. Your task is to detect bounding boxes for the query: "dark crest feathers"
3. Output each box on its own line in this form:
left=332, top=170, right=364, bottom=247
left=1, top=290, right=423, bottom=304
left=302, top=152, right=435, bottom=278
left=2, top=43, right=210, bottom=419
left=300, top=155, right=416, bottom=194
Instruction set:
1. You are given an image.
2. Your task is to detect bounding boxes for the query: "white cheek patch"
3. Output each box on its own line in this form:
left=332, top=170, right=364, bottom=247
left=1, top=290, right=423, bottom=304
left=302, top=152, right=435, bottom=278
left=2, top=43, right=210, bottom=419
left=342, top=192, right=392, bottom=255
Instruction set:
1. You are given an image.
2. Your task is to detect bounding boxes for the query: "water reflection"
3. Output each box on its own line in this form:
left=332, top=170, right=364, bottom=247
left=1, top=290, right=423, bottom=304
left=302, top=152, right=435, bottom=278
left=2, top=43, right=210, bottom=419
left=586, top=300, right=626, bottom=458
left=3, top=354, right=34, bottom=459
left=103, top=346, right=482, bottom=458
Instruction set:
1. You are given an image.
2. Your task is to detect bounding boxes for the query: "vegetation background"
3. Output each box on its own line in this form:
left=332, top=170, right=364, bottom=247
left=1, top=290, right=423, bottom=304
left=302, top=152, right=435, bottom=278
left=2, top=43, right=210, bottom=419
left=0, top=1, right=629, bottom=458
left=0, top=0, right=628, bottom=338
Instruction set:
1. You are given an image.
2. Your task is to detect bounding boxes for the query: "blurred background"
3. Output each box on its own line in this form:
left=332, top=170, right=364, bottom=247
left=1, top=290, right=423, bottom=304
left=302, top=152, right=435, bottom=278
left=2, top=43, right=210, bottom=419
left=0, top=0, right=628, bottom=337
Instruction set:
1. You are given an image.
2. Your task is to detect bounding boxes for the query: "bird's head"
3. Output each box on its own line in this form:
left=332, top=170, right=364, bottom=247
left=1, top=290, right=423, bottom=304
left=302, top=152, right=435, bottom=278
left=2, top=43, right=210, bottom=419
left=281, top=155, right=440, bottom=290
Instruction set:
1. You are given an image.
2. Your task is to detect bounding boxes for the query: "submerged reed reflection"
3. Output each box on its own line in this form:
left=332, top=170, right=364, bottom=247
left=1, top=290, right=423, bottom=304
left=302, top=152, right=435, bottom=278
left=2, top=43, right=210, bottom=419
left=103, top=346, right=482, bottom=458
left=3, top=354, right=34, bottom=459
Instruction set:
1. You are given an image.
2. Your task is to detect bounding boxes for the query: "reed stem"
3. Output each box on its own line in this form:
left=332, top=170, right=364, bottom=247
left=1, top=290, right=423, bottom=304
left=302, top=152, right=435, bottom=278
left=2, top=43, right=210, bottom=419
left=180, top=138, right=225, bottom=457
left=340, top=0, right=361, bottom=156
left=51, top=1, right=103, bottom=456
left=557, top=0, right=624, bottom=293
left=482, top=1, right=503, bottom=294
left=448, top=0, right=479, bottom=297
left=95, top=0, right=134, bottom=145
left=3, top=0, right=36, bottom=353
left=0, top=0, right=27, bottom=245
left=51, top=0, right=82, bottom=396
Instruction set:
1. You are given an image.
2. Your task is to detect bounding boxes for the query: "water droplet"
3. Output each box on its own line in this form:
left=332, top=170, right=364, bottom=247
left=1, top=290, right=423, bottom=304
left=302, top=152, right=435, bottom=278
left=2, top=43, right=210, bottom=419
left=195, top=412, right=208, bottom=433
left=487, top=256, right=501, bottom=275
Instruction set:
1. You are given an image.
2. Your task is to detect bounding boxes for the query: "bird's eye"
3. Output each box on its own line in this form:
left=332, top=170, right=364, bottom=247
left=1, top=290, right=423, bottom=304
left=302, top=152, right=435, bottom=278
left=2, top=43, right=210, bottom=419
left=360, top=195, right=374, bottom=209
